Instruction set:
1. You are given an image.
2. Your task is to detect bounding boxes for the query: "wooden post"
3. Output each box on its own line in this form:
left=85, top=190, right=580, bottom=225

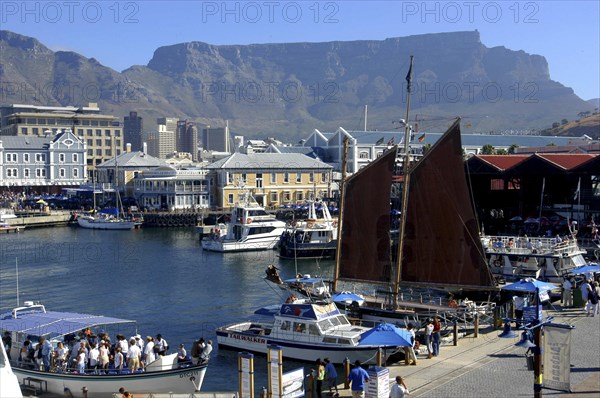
left=453, top=321, right=458, bottom=346
left=343, top=358, right=350, bottom=389
left=377, top=348, right=383, bottom=367
left=474, top=313, right=479, bottom=338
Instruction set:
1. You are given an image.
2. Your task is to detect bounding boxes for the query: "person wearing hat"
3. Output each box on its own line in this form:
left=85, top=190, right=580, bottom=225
left=143, top=336, right=156, bottom=365
left=425, top=318, right=434, bottom=359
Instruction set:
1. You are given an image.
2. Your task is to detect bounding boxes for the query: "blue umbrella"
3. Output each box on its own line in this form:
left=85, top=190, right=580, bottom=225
left=332, top=292, right=364, bottom=305
left=501, top=278, right=559, bottom=293
left=570, top=264, right=600, bottom=275
left=358, top=323, right=412, bottom=347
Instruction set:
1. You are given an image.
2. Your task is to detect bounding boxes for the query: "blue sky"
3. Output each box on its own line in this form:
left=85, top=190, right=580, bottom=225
left=2, top=0, right=599, bottom=100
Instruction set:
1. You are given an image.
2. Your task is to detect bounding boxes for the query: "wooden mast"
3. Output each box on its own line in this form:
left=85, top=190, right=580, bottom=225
left=394, top=55, right=414, bottom=297
left=332, top=136, right=349, bottom=293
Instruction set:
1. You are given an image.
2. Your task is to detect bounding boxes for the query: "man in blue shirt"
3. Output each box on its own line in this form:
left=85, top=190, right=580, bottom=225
left=347, top=360, right=369, bottom=398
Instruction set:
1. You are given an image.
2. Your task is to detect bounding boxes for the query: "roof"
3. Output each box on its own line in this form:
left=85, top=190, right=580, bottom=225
left=98, top=151, right=169, bottom=168
left=470, top=154, right=598, bottom=172
left=473, top=155, right=529, bottom=171
left=0, top=136, right=52, bottom=150
left=206, top=153, right=333, bottom=170
left=535, top=154, right=597, bottom=170
left=0, top=306, right=134, bottom=338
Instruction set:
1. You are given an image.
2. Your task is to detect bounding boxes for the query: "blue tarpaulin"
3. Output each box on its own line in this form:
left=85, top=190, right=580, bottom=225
left=358, top=323, right=412, bottom=347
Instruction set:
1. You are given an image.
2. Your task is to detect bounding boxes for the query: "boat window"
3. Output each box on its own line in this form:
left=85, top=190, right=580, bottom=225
left=248, top=226, right=276, bottom=235
left=280, top=321, right=291, bottom=331
left=248, top=209, right=268, bottom=217
left=317, top=319, right=334, bottom=332
left=293, top=322, right=306, bottom=333
left=337, top=315, right=350, bottom=326
left=337, top=338, right=352, bottom=345
left=308, top=324, right=320, bottom=336
left=322, top=337, right=337, bottom=343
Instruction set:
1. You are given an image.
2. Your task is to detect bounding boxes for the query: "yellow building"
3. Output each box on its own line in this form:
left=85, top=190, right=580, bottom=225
left=206, top=153, right=333, bottom=209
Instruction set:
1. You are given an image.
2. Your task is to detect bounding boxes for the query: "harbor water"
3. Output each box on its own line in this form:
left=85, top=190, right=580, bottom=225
left=0, top=226, right=335, bottom=392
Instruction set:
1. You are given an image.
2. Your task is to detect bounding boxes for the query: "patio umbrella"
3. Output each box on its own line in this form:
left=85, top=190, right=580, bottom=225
left=501, top=278, right=560, bottom=293
left=570, top=264, right=600, bottom=275
left=510, top=216, right=523, bottom=221
left=332, top=292, right=365, bottom=305
left=358, top=323, right=412, bottom=347
left=36, top=199, right=47, bottom=205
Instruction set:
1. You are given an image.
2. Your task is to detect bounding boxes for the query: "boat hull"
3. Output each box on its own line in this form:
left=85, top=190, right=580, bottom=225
left=216, top=327, right=382, bottom=364
left=202, top=236, right=280, bottom=252
left=11, top=364, right=207, bottom=398
left=77, top=218, right=135, bottom=230
left=278, top=241, right=337, bottom=260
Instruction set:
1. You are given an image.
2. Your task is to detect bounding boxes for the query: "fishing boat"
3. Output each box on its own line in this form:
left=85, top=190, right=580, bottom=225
left=0, top=302, right=207, bottom=397
left=216, top=301, right=402, bottom=363
left=278, top=201, right=338, bottom=260
left=201, top=192, right=286, bottom=252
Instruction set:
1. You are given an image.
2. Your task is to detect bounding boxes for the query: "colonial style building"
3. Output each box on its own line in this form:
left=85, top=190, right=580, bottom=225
left=206, top=153, right=333, bottom=209
left=0, top=103, right=123, bottom=179
left=133, top=167, right=210, bottom=210
left=0, top=129, right=87, bottom=189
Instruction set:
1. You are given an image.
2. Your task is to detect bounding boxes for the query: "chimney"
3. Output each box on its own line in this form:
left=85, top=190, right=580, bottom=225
left=143, top=142, right=147, bottom=154
left=126, top=143, right=131, bottom=153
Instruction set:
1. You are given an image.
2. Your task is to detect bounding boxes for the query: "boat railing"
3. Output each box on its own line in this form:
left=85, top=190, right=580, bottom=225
left=482, top=235, right=582, bottom=256
left=11, top=303, right=46, bottom=318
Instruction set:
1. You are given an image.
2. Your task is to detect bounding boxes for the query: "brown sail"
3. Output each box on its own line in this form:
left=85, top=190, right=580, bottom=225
left=338, top=147, right=397, bottom=283
left=400, top=119, right=495, bottom=288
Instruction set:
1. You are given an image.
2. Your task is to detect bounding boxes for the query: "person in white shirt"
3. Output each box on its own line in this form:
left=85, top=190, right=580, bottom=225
left=562, top=279, right=573, bottom=307
left=127, top=339, right=142, bottom=372
left=155, top=334, right=168, bottom=356
left=389, top=376, right=409, bottom=398
left=425, top=319, right=434, bottom=359
left=143, top=336, right=156, bottom=365
left=88, top=343, right=100, bottom=374
left=404, top=323, right=417, bottom=365
left=199, top=340, right=213, bottom=364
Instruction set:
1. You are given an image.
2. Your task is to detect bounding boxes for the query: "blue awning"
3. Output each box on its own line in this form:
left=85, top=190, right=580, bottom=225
left=0, top=309, right=134, bottom=338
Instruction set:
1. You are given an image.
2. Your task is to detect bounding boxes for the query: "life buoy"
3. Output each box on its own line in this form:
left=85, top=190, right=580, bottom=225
left=307, top=221, right=315, bottom=228
left=246, top=218, right=252, bottom=224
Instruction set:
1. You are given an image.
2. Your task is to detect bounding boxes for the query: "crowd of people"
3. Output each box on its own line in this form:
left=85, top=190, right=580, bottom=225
left=8, top=327, right=212, bottom=374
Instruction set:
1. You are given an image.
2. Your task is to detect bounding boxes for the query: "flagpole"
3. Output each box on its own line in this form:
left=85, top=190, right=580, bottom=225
left=395, top=55, right=414, bottom=299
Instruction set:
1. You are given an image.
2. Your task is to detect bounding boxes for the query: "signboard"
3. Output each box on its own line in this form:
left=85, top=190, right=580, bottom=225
left=523, top=305, right=542, bottom=323
left=239, top=352, right=254, bottom=398
left=282, top=367, right=305, bottom=398
left=365, top=366, right=389, bottom=398
left=543, top=324, right=572, bottom=392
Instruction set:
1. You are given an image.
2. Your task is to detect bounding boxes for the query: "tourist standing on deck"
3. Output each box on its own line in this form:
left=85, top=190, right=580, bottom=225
left=199, top=340, right=213, bottom=364
left=580, top=279, right=592, bottom=315
left=324, top=358, right=339, bottom=396
left=113, top=346, right=124, bottom=372
left=431, top=316, right=441, bottom=357
left=389, top=376, right=409, bottom=398
left=99, top=341, right=110, bottom=372
left=347, top=360, right=369, bottom=398
left=89, top=343, right=100, bottom=374
left=155, top=334, right=169, bottom=356
left=191, top=338, right=204, bottom=365
left=587, top=281, right=599, bottom=316
left=143, top=336, right=156, bottom=365
left=127, top=339, right=141, bottom=372
left=562, top=278, right=573, bottom=307
left=424, top=319, right=434, bottom=359
left=40, top=336, right=52, bottom=371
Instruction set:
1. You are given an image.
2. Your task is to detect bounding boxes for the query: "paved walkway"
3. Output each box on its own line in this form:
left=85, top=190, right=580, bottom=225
left=334, top=304, right=599, bottom=398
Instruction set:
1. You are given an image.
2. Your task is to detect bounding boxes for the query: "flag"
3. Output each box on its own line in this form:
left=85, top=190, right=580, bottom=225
left=573, top=178, right=581, bottom=201
left=375, top=137, right=384, bottom=145
left=406, top=58, right=413, bottom=93
left=418, top=133, right=426, bottom=142
left=387, top=137, right=395, bottom=145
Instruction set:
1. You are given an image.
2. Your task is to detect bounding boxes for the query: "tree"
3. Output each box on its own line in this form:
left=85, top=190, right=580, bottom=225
left=496, top=148, right=508, bottom=155
left=508, top=144, right=520, bottom=154
left=561, top=118, right=568, bottom=125
left=552, top=122, right=560, bottom=128
left=481, top=144, right=495, bottom=155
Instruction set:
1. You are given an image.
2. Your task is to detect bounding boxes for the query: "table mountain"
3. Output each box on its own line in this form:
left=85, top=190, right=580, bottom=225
left=0, top=30, right=593, bottom=139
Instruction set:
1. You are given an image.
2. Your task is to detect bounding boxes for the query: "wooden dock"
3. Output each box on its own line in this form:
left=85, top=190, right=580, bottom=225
left=0, top=225, right=24, bottom=233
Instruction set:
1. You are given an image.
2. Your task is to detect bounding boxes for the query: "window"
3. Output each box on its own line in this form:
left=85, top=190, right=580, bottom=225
left=24, top=168, right=30, bottom=178
left=105, top=149, right=112, bottom=156
left=271, top=172, right=276, bottom=184
left=115, top=129, right=121, bottom=137
left=96, top=139, right=102, bottom=146
left=77, top=129, right=84, bottom=136
left=95, top=129, right=101, bottom=136
left=23, top=153, right=30, bottom=163
left=32, top=128, right=39, bottom=135
left=73, top=168, right=79, bottom=177
left=6, top=168, right=17, bottom=177
left=293, top=322, right=306, bottom=333
left=73, top=154, right=78, bottom=162
left=284, top=172, right=290, bottom=183
left=35, top=153, right=46, bottom=162
left=228, top=193, right=234, bottom=205
left=296, top=172, right=301, bottom=183
left=59, top=168, right=66, bottom=177
left=36, top=168, right=46, bottom=177
left=96, top=149, right=102, bottom=156
left=296, top=191, right=303, bottom=201
left=105, top=129, right=111, bottom=136
left=282, top=191, right=291, bottom=202
left=87, top=129, right=93, bottom=136
left=21, top=127, right=28, bottom=135
left=105, top=139, right=111, bottom=147
left=269, top=191, right=278, bottom=202
left=59, top=153, right=65, bottom=163
left=321, top=173, right=327, bottom=183
left=87, top=149, right=93, bottom=156
left=5, top=153, right=17, bottom=163
left=309, top=172, right=314, bottom=183
left=241, top=173, right=247, bottom=184
left=227, top=173, right=234, bottom=184
left=256, top=173, right=263, bottom=188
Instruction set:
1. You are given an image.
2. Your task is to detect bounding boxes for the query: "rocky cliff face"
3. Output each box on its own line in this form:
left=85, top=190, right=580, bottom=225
left=0, top=30, right=592, bottom=139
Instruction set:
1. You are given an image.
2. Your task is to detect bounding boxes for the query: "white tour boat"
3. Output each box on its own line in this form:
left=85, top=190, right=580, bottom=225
left=0, top=302, right=207, bottom=397
left=216, top=301, right=405, bottom=363
left=202, top=193, right=286, bottom=252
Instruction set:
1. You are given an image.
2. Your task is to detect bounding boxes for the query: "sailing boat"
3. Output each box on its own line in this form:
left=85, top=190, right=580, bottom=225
left=77, top=146, right=134, bottom=230
left=333, top=58, right=496, bottom=323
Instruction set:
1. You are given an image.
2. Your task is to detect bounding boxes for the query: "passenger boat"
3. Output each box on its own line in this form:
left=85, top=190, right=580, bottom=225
left=216, top=301, right=401, bottom=363
left=201, top=193, right=286, bottom=252
left=0, top=336, right=22, bottom=398
left=0, top=302, right=207, bottom=397
left=482, top=234, right=588, bottom=283
left=278, top=201, right=338, bottom=260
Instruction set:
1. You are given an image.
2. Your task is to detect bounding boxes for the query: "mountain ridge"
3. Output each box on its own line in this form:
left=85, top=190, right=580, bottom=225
left=0, top=29, right=594, bottom=140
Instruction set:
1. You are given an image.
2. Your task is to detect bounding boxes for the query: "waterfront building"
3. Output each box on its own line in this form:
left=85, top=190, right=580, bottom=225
left=0, top=103, right=122, bottom=179
left=133, top=166, right=210, bottom=210
left=124, top=111, right=143, bottom=152
left=0, top=129, right=87, bottom=189
left=205, top=152, right=333, bottom=209
left=96, top=149, right=168, bottom=197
